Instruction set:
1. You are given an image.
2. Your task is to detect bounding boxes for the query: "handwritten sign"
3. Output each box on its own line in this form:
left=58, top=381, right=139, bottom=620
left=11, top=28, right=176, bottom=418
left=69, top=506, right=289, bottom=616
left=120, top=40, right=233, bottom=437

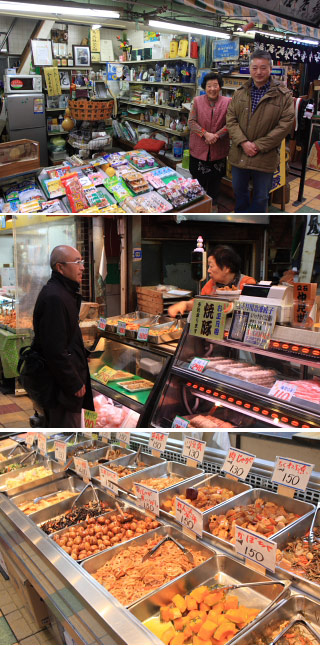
left=272, top=456, right=314, bottom=491
left=235, top=525, right=277, bottom=572
left=222, top=448, right=255, bottom=481
left=99, top=432, right=111, bottom=443
left=90, top=28, right=101, bottom=53
left=175, top=497, right=203, bottom=537
left=135, top=483, right=159, bottom=516
left=172, top=416, right=189, bottom=428
left=84, top=410, right=98, bottom=428
left=268, top=381, right=297, bottom=402
left=44, top=67, right=61, bottom=96
left=26, top=433, right=34, bottom=449
left=190, top=298, right=226, bottom=341
left=137, top=326, right=149, bottom=342
left=182, top=436, right=206, bottom=465
left=74, top=457, right=91, bottom=482
left=148, top=432, right=169, bottom=453
left=116, top=431, right=130, bottom=446
left=117, top=321, right=126, bottom=336
left=98, top=317, right=107, bottom=330
left=38, top=433, right=47, bottom=456
left=99, top=465, right=118, bottom=494
left=55, top=441, right=67, bottom=464
left=188, top=357, right=209, bottom=374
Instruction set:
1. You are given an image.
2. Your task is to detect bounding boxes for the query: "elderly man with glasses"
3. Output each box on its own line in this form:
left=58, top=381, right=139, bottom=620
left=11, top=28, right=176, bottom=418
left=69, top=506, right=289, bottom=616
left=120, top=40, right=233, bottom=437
left=32, top=245, right=94, bottom=428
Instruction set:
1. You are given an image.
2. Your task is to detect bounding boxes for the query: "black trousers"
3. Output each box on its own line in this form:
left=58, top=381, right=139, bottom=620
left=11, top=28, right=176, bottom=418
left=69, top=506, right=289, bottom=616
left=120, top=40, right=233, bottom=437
left=189, top=155, right=226, bottom=203
left=45, top=404, right=81, bottom=428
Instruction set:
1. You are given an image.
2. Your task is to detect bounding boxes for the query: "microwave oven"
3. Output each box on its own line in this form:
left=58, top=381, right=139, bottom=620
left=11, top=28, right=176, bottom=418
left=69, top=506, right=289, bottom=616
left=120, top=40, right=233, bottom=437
left=4, top=74, right=42, bottom=94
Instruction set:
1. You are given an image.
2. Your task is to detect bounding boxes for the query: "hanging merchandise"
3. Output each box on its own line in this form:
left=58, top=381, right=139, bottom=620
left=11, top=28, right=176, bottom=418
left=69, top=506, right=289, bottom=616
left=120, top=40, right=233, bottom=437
left=178, top=36, right=189, bottom=58
left=170, top=37, right=179, bottom=58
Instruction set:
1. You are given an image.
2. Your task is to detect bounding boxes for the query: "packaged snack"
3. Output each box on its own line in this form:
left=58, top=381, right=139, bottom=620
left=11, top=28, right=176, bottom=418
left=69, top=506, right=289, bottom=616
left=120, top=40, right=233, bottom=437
left=40, top=200, right=65, bottom=214
left=103, top=176, right=133, bottom=203
left=44, top=178, right=65, bottom=198
left=19, top=200, right=42, bottom=212
left=61, top=174, right=88, bottom=213
left=99, top=204, right=126, bottom=214
left=47, top=165, right=71, bottom=179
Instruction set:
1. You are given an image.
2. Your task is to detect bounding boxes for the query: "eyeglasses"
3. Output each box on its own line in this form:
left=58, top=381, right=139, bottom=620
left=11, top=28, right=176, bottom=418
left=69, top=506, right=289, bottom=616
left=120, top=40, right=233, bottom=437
left=60, top=259, right=84, bottom=265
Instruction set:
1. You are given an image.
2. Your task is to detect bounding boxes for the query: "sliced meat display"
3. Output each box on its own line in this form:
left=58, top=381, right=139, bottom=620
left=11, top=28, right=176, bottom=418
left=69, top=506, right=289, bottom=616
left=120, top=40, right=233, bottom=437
left=285, top=379, right=320, bottom=404
left=204, top=357, right=277, bottom=387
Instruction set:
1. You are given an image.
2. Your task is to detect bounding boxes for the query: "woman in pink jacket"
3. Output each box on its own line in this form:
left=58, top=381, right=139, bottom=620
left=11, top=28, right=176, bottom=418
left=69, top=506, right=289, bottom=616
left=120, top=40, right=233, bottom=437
left=188, top=73, right=231, bottom=210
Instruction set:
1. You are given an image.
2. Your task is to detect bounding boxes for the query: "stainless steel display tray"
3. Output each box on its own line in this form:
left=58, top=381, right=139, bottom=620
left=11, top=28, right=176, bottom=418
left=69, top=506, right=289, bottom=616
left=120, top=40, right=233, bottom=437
left=159, top=473, right=252, bottom=523
left=104, top=311, right=152, bottom=333
left=115, top=461, right=205, bottom=495
left=274, top=506, right=320, bottom=598
left=0, top=444, right=25, bottom=462
left=130, top=554, right=289, bottom=644
left=91, top=451, right=165, bottom=483
left=0, top=458, right=64, bottom=497
left=148, top=320, right=184, bottom=345
left=47, top=438, right=106, bottom=463
left=202, top=488, right=315, bottom=556
left=81, top=524, right=216, bottom=608
left=49, top=501, right=163, bottom=563
left=125, top=316, right=161, bottom=339
left=10, top=475, right=84, bottom=516
left=69, top=444, right=135, bottom=477
left=232, top=594, right=320, bottom=644
left=0, top=450, right=34, bottom=471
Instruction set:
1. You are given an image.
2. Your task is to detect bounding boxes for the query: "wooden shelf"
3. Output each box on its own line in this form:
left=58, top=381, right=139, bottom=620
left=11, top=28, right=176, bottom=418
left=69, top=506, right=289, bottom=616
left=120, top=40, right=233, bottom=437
left=128, top=81, right=196, bottom=87
left=124, top=116, right=189, bottom=136
left=116, top=57, right=197, bottom=64
left=47, top=131, right=68, bottom=136
left=46, top=107, right=66, bottom=111
left=119, top=99, right=187, bottom=112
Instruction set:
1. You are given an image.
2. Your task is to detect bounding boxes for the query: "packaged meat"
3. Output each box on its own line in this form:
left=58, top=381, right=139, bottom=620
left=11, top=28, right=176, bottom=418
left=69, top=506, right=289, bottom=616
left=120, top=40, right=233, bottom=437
left=188, top=415, right=234, bottom=428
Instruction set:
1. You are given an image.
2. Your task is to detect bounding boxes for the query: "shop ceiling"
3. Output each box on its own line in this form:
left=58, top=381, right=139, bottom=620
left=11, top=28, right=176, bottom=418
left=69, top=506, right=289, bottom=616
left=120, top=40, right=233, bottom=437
left=1, top=0, right=319, bottom=35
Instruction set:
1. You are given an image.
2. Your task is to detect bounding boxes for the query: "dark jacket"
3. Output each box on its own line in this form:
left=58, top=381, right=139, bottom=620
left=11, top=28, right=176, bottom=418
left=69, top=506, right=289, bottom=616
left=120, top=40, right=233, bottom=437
left=33, top=270, right=94, bottom=413
left=226, top=77, right=294, bottom=172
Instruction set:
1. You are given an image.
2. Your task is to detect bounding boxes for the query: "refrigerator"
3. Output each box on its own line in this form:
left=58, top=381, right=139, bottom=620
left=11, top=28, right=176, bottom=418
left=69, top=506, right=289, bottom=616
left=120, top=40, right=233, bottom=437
left=6, top=93, right=48, bottom=167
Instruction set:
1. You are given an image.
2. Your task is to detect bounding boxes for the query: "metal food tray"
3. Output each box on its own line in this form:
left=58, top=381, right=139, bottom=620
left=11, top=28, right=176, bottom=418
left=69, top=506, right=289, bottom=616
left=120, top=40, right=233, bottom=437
left=91, top=451, right=165, bottom=483
left=159, top=474, right=252, bottom=523
left=104, top=311, right=151, bottom=333
left=10, top=475, right=84, bottom=517
left=117, top=461, right=205, bottom=496
left=0, top=458, right=64, bottom=497
left=232, top=594, right=320, bottom=644
left=202, top=488, right=315, bottom=557
left=0, top=444, right=25, bottom=460
left=125, top=315, right=160, bottom=339
left=130, top=554, right=289, bottom=643
left=69, top=444, right=135, bottom=477
left=0, top=448, right=29, bottom=470
left=46, top=439, right=107, bottom=464
left=49, top=501, right=164, bottom=563
left=148, top=320, right=185, bottom=344
left=81, top=524, right=215, bottom=608
left=274, top=506, right=320, bottom=598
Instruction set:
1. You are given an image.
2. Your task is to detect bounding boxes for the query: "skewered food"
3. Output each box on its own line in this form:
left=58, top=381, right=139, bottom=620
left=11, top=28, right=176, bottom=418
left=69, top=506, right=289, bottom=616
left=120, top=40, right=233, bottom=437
left=162, top=485, right=237, bottom=515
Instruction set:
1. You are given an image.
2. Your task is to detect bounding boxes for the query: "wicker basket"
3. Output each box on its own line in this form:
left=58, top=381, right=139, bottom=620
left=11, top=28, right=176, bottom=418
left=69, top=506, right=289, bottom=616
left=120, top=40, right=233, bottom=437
left=68, top=99, right=114, bottom=121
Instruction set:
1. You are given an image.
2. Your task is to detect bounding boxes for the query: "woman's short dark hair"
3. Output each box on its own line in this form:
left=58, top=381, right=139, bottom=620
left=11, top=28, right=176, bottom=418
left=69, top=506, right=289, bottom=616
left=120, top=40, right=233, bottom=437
left=201, top=72, right=223, bottom=91
left=208, top=245, right=241, bottom=274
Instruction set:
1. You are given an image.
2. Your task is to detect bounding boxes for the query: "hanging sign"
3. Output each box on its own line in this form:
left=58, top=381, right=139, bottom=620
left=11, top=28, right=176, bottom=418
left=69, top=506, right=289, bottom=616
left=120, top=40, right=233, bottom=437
left=148, top=432, right=169, bottom=454
left=44, top=67, right=61, bottom=96
left=74, top=457, right=91, bottom=482
left=190, top=298, right=227, bottom=341
left=272, top=456, right=314, bottom=491
left=182, top=436, right=206, bottom=465
left=221, top=448, right=255, bottom=481
left=55, top=441, right=67, bottom=464
left=175, top=498, right=203, bottom=537
left=255, top=36, right=320, bottom=64
left=235, top=525, right=277, bottom=572
left=135, top=483, right=159, bottom=516
left=90, top=28, right=101, bottom=53
left=99, top=465, right=118, bottom=494
left=229, top=301, right=277, bottom=349
left=38, top=433, right=47, bottom=456
left=213, top=39, right=239, bottom=61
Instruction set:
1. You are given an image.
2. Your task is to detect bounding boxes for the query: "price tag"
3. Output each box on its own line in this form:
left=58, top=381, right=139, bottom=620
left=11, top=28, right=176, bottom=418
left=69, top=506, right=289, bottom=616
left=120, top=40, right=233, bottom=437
left=175, top=497, right=203, bottom=537
left=135, top=483, right=159, bottom=516
left=37, top=433, right=47, bottom=456
left=26, top=432, right=34, bottom=449
left=99, top=432, right=111, bottom=443
left=117, top=320, right=126, bottom=336
left=55, top=441, right=67, bottom=464
left=172, top=416, right=189, bottom=428
left=148, top=432, right=169, bottom=454
left=98, top=317, right=107, bottom=330
left=74, top=457, right=91, bottom=482
left=272, top=456, right=314, bottom=491
left=137, top=326, right=149, bottom=342
left=116, top=431, right=130, bottom=446
left=268, top=381, right=297, bottom=402
left=235, top=525, right=277, bottom=572
left=182, top=436, right=206, bottom=465
left=99, top=465, right=119, bottom=494
left=188, top=357, right=209, bottom=374
left=221, top=447, right=255, bottom=481
left=84, top=410, right=98, bottom=428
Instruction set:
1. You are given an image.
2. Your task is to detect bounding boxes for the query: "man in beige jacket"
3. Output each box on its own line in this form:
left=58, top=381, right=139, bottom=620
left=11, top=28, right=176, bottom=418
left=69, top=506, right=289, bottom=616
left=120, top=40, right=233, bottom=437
left=226, top=50, right=294, bottom=213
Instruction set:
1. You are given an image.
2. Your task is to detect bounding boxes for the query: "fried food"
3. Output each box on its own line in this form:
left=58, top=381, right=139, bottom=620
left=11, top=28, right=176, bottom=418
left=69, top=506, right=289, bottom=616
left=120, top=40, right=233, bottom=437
left=17, top=490, right=76, bottom=515
left=162, top=485, right=237, bottom=515
left=255, top=620, right=318, bottom=645
left=133, top=475, right=185, bottom=492
left=40, top=501, right=113, bottom=534
left=276, top=526, right=320, bottom=583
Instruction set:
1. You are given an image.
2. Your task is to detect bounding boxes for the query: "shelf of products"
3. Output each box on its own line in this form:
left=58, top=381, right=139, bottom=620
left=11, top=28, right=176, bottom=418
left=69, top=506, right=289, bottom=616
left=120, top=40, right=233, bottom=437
left=127, top=81, right=196, bottom=86
left=119, top=99, right=187, bottom=112
left=123, top=117, right=189, bottom=136
left=117, top=57, right=197, bottom=64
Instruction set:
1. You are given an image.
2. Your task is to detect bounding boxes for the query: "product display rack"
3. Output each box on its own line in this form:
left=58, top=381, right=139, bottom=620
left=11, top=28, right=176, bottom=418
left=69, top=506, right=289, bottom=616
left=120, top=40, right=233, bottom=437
left=121, top=117, right=189, bottom=137
left=119, top=100, right=188, bottom=113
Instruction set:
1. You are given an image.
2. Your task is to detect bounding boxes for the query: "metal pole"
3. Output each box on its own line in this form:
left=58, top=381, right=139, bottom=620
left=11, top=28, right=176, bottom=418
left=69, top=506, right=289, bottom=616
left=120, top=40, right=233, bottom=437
left=292, top=118, right=313, bottom=206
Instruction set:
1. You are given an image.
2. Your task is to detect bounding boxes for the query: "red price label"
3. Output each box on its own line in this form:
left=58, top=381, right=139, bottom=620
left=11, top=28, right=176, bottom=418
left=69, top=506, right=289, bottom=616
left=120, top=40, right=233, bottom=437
left=222, top=447, right=255, bottom=480
left=117, top=321, right=126, bottom=336
left=137, top=326, right=149, bottom=342
left=188, top=357, right=209, bottom=373
left=175, top=497, right=203, bottom=537
left=135, top=483, right=159, bottom=516
left=98, top=317, right=106, bottom=330
left=235, top=525, right=277, bottom=572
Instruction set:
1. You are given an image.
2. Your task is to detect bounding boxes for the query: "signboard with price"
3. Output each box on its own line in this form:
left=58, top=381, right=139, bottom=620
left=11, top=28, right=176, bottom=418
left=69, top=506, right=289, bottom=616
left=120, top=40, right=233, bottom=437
left=221, top=448, right=255, bottom=481
left=116, top=431, right=130, bottom=446
left=182, top=436, right=206, bottom=465
left=73, top=457, right=91, bottom=482
left=148, top=432, right=169, bottom=454
left=55, top=441, right=67, bottom=464
left=268, top=381, right=297, bottom=402
left=235, top=525, right=277, bottom=572
left=38, top=433, right=47, bottom=456
left=99, top=432, right=111, bottom=443
left=190, top=298, right=226, bottom=341
left=172, top=416, right=189, bottom=428
left=26, top=433, right=34, bottom=449
left=117, top=321, right=126, bottom=336
left=84, top=410, right=98, bottom=428
left=135, top=483, right=159, bottom=516
left=98, top=317, right=107, bottom=330
left=188, top=357, right=209, bottom=374
left=175, top=498, right=203, bottom=537
left=137, top=326, right=149, bottom=342
left=99, top=465, right=118, bottom=494
left=229, top=302, right=277, bottom=349
left=272, top=456, right=314, bottom=491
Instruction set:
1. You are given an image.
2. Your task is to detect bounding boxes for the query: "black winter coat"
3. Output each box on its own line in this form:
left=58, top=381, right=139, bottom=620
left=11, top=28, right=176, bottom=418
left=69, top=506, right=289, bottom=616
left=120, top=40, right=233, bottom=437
left=33, top=270, right=94, bottom=413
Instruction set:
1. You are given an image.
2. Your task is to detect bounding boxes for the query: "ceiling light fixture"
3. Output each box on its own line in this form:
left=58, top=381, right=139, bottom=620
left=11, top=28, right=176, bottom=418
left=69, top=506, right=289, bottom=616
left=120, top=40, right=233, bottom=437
left=0, top=2, right=120, bottom=18
left=91, top=24, right=102, bottom=29
left=254, top=29, right=284, bottom=39
left=149, top=20, right=230, bottom=39
left=289, top=36, right=319, bottom=45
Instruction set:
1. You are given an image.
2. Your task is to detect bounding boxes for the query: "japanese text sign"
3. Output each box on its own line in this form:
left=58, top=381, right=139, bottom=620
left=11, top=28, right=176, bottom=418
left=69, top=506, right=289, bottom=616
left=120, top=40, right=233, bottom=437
left=38, top=433, right=47, bottom=456
left=98, top=317, right=106, bottom=330
left=222, top=448, right=255, bottom=480
left=182, top=436, right=206, bottom=465
left=175, top=498, right=203, bottom=537
left=235, top=525, right=277, bottom=572
left=99, top=432, right=111, bottom=443
left=148, top=432, right=169, bottom=453
left=55, top=441, right=67, bottom=463
left=272, top=456, right=314, bottom=491
left=172, top=416, right=189, bottom=428
left=74, top=457, right=91, bottom=482
left=44, top=67, right=61, bottom=96
left=84, top=410, right=98, bottom=428
left=99, top=465, right=118, bottom=494
left=117, top=321, right=126, bottom=336
left=190, top=298, right=227, bottom=341
left=137, top=326, right=149, bottom=342
left=116, top=431, right=130, bottom=445
left=26, top=433, right=34, bottom=449
left=135, top=483, right=159, bottom=516
left=268, top=381, right=297, bottom=402
left=229, top=302, right=277, bottom=349
left=188, top=357, right=209, bottom=374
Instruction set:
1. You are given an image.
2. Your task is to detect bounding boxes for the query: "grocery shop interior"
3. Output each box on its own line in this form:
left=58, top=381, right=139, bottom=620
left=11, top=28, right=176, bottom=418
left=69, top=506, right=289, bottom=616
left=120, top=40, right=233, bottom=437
left=0, top=0, right=320, bottom=214
left=1, top=213, right=320, bottom=429
left=0, top=429, right=319, bottom=646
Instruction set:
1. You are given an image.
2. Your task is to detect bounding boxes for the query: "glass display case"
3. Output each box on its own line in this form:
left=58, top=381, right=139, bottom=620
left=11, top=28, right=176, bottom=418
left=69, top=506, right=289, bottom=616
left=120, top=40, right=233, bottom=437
left=150, top=321, right=320, bottom=429
left=89, top=331, right=175, bottom=427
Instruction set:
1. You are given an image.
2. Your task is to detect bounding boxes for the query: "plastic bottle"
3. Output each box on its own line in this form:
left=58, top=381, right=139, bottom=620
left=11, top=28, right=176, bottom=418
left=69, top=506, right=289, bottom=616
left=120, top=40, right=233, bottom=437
left=170, top=37, right=179, bottom=58
left=47, top=117, right=52, bottom=132
left=189, top=63, right=197, bottom=84
left=182, top=149, right=190, bottom=169
left=178, top=36, right=189, bottom=58
left=191, top=236, right=205, bottom=281
left=58, top=114, right=64, bottom=130
left=190, top=38, right=199, bottom=59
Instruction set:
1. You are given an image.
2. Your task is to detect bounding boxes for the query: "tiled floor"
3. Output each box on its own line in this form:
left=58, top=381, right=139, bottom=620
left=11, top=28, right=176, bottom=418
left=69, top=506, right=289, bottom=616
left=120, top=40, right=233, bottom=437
left=0, top=570, right=58, bottom=645
left=0, top=393, right=34, bottom=428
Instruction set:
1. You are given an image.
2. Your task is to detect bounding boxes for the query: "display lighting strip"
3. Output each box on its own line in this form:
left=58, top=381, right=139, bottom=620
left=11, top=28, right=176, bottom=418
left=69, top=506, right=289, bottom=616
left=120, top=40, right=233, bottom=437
left=184, top=380, right=313, bottom=428
left=149, top=20, right=230, bottom=39
left=223, top=330, right=320, bottom=361
left=0, top=2, right=120, bottom=18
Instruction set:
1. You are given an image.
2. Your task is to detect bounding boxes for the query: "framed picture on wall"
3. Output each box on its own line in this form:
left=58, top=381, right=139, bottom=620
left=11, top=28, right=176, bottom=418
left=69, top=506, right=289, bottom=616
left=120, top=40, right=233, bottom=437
left=73, top=45, right=91, bottom=67
left=31, top=39, right=53, bottom=66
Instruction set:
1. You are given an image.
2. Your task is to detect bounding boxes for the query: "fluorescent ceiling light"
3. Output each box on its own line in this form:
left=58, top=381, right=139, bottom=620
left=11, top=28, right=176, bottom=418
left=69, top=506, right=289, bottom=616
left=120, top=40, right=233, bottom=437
left=289, top=36, right=318, bottom=44
left=0, top=2, right=120, bottom=18
left=149, top=20, right=230, bottom=39
left=255, top=30, right=283, bottom=39
left=92, top=24, right=102, bottom=29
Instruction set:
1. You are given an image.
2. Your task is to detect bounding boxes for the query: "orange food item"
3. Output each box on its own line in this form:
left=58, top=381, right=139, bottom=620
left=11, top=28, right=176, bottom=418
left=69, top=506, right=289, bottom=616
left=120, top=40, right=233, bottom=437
left=214, top=622, right=237, bottom=642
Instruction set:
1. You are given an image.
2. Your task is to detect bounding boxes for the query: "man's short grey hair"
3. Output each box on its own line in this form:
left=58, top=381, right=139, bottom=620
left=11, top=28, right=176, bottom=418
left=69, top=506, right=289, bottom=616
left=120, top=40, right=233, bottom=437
left=50, top=245, right=72, bottom=268
left=250, top=49, right=273, bottom=66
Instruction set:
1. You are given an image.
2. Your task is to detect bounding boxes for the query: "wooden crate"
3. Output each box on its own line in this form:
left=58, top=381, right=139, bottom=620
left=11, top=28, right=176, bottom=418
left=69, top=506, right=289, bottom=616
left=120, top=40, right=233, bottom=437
left=136, top=285, right=193, bottom=315
left=0, top=140, right=40, bottom=178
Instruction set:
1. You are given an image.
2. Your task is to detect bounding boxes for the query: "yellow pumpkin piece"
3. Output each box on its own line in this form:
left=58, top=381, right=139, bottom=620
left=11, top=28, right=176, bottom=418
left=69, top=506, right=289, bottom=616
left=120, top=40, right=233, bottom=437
left=186, top=595, right=198, bottom=611
left=224, top=609, right=248, bottom=625
left=172, top=594, right=187, bottom=614
left=170, top=634, right=185, bottom=645
left=193, top=637, right=211, bottom=645
left=169, top=608, right=183, bottom=621
left=216, top=615, right=229, bottom=626
left=190, top=618, right=205, bottom=634
left=211, top=602, right=224, bottom=615
left=160, top=606, right=172, bottom=623
left=183, top=626, right=193, bottom=641
left=163, top=626, right=176, bottom=645
left=246, top=608, right=260, bottom=619
left=199, top=602, right=210, bottom=612
left=224, top=596, right=239, bottom=611
left=190, top=586, right=210, bottom=604
left=204, top=590, right=224, bottom=607
left=187, top=610, right=202, bottom=622
left=174, top=618, right=186, bottom=632
left=144, top=618, right=173, bottom=640
left=198, top=620, right=218, bottom=641
left=214, top=622, right=238, bottom=642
